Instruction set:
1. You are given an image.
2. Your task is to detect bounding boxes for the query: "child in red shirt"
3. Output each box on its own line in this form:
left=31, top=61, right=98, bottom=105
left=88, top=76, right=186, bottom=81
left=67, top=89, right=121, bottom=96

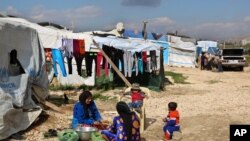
left=123, top=83, right=145, bottom=111
left=163, top=102, right=180, bottom=140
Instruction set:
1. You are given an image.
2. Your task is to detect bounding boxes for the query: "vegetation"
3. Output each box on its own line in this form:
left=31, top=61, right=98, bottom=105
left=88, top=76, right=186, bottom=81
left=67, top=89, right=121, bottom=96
left=49, top=84, right=100, bottom=91
left=47, top=95, right=76, bottom=106
left=49, top=85, right=75, bottom=91
left=165, top=71, right=189, bottom=84
left=243, top=43, right=250, bottom=50
left=92, top=93, right=109, bottom=101
left=78, top=85, right=94, bottom=91
left=92, top=92, right=116, bottom=101
left=245, top=56, right=250, bottom=65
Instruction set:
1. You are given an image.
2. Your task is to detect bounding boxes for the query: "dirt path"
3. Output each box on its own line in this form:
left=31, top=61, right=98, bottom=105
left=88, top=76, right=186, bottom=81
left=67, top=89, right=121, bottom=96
left=141, top=66, right=250, bottom=141
left=8, top=67, right=250, bottom=141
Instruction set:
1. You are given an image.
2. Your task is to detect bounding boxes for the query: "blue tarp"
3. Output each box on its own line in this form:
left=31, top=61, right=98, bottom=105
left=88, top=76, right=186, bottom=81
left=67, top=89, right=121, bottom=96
left=123, top=29, right=167, bottom=42
left=196, top=46, right=219, bottom=57
left=196, top=47, right=202, bottom=57
left=123, top=29, right=169, bottom=64
left=207, top=47, right=220, bottom=55
left=156, top=42, right=169, bottom=64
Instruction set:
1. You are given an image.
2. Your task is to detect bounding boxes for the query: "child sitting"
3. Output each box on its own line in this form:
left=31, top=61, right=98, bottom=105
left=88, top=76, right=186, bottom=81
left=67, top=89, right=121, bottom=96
left=123, top=83, right=146, bottom=113
left=163, top=102, right=180, bottom=140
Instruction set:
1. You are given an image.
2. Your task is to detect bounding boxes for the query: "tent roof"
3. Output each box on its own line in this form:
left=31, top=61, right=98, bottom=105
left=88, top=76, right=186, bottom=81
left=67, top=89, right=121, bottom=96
left=93, top=36, right=162, bottom=52
left=0, top=17, right=93, bottom=49
left=38, top=22, right=69, bottom=30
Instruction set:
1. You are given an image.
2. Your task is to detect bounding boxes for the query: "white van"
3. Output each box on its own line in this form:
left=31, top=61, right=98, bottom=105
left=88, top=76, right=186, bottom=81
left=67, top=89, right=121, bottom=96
left=221, top=48, right=246, bottom=71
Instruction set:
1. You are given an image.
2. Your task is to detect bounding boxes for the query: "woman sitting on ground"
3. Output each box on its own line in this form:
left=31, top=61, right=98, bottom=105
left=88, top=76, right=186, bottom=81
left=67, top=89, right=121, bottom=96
left=101, top=101, right=141, bottom=141
left=72, top=91, right=102, bottom=129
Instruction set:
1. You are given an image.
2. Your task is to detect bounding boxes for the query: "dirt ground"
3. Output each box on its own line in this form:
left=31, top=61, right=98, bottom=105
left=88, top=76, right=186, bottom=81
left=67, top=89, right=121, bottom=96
left=6, top=66, right=250, bottom=141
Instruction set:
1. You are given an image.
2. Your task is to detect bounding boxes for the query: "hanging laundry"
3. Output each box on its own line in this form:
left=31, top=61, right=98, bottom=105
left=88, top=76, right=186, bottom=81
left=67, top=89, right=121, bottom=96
left=96, top=52, right=103, bottom=77
left=52, top=49, right=67, bottom=77
left=79, top=39, right=85, bottom=55
left=75, top=56, right=84, bottom=76
left=73, top=39, right=85, bottom=76
left=62, top=39, right=74, bottom=74
left=85, top=52, right=97, bottom=76
left=136, top=52, right=144, bottom=74
left=73, top=39, right=80, bottom=58
left=132, top=53, right=138, bottom=76
left=62, top=38, right=73, bottom=58
left=116, top=49, right=124, bottom=73
left=150, top=50, right=157, bottom=71
left=67, top=57, right=73, bottom=74
left=123, top=51, right=133, bottom=77
left=142, top=51, right=147, bottom=63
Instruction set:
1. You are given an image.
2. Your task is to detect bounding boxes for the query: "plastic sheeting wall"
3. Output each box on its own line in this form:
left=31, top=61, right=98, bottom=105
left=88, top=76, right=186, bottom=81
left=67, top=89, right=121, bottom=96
left=0, top=21, right=48, bottom=140
left=168, top=35, right=196, bottom=68
left=168, top=47, right=196, bottom=68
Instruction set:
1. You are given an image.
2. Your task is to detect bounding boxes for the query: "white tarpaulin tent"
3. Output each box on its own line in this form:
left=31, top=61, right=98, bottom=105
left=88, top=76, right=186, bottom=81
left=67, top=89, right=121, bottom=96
left=0, top=17, right=96, bottom=86
left=168, top=35, right=196, bottom=68
left=0, top=17, right=93, bottom=49
left=197, top=41, right=217, bottom=52
left=0, top=19, right=49, bottom=139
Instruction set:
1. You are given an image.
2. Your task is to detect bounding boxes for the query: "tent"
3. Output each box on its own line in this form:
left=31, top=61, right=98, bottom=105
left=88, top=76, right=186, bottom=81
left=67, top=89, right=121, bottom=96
left=93, top=36, right=165, bottom=90
left=197, top=41, right=218, bottom=52
left=0, top=19, right=48, bottom=140
left=168, top=35, right=196, bottom=68
left=196, top=41, right=219, bottom=59
left=0, top=17, right=96, bottom=86
left=207, top=47, right=220, bottom=55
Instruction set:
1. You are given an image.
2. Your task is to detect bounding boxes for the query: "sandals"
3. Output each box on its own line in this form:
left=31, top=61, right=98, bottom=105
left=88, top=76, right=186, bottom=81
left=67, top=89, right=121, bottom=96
left=43, top=129, right=58, bottom=138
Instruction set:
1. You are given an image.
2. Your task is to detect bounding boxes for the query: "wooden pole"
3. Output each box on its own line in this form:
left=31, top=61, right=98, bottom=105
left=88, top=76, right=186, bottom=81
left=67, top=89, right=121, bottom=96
left=32, top=85, right=64, bottom=113
left=93, top=40, right=132, bottom=87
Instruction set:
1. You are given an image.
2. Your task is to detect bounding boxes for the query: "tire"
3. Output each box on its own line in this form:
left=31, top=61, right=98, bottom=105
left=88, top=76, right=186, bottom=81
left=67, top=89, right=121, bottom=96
left=239, top=66, right=244, bottom=71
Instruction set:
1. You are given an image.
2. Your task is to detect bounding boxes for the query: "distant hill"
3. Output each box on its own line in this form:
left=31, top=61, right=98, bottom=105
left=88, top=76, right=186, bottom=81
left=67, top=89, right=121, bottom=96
left=226, top=35, right=250, bottom=43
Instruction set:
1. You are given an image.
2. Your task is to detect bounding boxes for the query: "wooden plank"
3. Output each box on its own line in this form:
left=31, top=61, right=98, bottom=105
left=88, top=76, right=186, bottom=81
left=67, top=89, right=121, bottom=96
left=93, top=40, right=132, bottom=87
left=32, top=85, right=64, bottom=113
left=32, top=85, right=48, bottom=101
left=43, top=101, right=65, bottom=114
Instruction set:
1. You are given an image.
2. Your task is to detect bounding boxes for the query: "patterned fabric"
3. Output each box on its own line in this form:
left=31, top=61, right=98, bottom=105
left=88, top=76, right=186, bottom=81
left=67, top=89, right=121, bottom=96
left=71, top=101, right=102, bottom=129
left=101, top=113, right=140, bottom=141
left=163, top=110, right=180, bottom=140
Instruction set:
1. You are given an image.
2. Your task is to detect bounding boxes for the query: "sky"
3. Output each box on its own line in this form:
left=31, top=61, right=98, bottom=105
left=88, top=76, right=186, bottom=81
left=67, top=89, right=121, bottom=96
left=1, top=0, right=250, bottom=41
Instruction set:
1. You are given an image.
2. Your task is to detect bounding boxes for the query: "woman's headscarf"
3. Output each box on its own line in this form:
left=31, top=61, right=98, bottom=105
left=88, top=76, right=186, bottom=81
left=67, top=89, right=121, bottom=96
left=79, top=91, right=93, bottom=118
left=116, top=101, right=133, bottom=141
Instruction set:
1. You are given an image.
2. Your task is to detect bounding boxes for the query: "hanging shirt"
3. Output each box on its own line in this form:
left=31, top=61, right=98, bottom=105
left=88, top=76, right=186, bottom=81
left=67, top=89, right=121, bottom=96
left=79, top=39, right=85, bottom=55
left=62, top=39, right=73, bottom=58
left=73, top=39, right=80, bottom=58
left=131, top=91, right=145, bottom=102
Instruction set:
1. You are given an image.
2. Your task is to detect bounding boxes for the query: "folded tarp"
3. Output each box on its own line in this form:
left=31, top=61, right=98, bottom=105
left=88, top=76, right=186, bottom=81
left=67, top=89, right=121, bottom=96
left=169, top=36, right=196, bottom=51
